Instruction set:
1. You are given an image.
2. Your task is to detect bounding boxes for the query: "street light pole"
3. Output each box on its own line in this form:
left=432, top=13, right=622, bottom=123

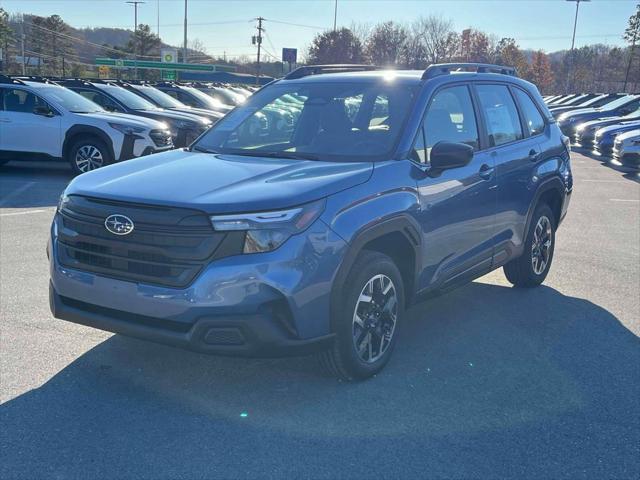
left=126, top=1, right=145, bottom=79
left=565, top=0, right=590, bottom=93
left=183, top=0, right=188, bottom=63
left=333, top=0, right=338, bottom=31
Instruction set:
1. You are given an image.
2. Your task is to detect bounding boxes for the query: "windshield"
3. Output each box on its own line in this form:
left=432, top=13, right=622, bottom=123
left=41, top=86, right=103, bottom=113
left=95, top=84, right=158, bottom=110
left=599, top=95, right=639, bottom=111
left=193, top=81, right=418, bottom=162
left=133, top=85, right=185, bottom=109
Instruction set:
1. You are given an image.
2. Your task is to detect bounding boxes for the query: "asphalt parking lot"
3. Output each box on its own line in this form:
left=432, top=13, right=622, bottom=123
left=1, top=153, right=639, bottom=479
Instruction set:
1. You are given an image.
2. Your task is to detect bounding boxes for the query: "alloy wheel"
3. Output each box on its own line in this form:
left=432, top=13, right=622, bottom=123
left=75, top=145, right=104, bottom=173
left=531, top=215, right=553, bottom=275
left=352, top=274, right=398, bottom=363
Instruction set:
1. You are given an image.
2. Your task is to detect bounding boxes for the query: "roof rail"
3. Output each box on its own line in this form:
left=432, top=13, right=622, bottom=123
left=0, top=74, right=26, bottom=85
left=422, top=63, right=517, bottom=80
left=284, top=64, right=378, bottom=80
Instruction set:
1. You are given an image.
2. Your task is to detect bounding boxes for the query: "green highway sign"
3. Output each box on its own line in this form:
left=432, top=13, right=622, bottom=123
left=95, top=57, right=236, bottom=72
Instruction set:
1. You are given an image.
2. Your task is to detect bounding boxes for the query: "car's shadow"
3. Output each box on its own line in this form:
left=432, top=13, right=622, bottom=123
left=1, top=282, right=638, bottom=478
left=0, top=161, right=73, bottom=208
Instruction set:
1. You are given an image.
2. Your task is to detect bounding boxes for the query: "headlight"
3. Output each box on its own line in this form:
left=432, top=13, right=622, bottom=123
left=210, top=199, right=325, bottom=253
left=108, top=122, right=145, bottom=135
left=558, top=113, right=569, bottom=121
left=57, top=192, right=69, bottom=212
left=576, top=123, right=587, bottom=132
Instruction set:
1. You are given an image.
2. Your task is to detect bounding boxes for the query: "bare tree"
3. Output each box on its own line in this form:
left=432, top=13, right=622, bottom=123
left=413, top=15, right=458, bottom=65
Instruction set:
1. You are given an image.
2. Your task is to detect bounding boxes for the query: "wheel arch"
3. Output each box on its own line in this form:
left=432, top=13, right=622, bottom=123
left=526, top=176, right=565, bottom=233
left=329, top=215, right=422, bottom=332
left=63, top=125, right=115, bottom=161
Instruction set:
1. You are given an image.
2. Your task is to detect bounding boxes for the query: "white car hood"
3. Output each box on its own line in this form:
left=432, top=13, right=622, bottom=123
left=77, top=111, right=168, bottom=130
left=615, top=129, right=640, bottom=143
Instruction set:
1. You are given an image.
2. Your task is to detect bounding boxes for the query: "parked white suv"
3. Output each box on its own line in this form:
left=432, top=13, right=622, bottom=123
left=0, top=76, right=173, bottom=174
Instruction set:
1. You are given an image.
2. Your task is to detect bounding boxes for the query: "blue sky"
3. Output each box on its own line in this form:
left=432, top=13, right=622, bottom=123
left=2, top=0, right=636, bottom=61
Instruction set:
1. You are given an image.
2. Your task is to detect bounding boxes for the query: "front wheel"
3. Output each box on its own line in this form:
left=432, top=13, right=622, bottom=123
left=504, top=204, right=556, bottom=287
left=67, top=137, right=112, bottom=175
left=318, top=250, right=405, bottom=381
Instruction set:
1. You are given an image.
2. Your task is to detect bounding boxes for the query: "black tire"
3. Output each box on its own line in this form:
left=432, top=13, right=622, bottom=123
left=318, top=250, right=405, bottom=381
left=504, top=203, right=556, bottom=288
left=67, top=137, right=112, bottom=175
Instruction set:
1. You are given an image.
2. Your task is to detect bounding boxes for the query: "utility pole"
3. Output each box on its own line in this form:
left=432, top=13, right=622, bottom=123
left=20, top=18, right=26, bottom=75
left=183, top=0, right=188, bottom=63
left=126, top=1, right=145, bottom=79
left=157, top=0, right=160, bottom=38
left=565, top=0, right=590, bottom=93
left=253, top=17, right=264, bottom=85
left=333, top=0, right=338, bottom=31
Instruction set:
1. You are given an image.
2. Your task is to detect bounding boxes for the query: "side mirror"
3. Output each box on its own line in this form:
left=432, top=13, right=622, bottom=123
left=429, top=141, right=474, bottom=172
left=33, top=105, right=54, bottom=117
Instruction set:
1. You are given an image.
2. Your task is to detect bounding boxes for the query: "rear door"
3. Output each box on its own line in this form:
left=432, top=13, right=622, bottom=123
left=0, top=87, right=62, bottom=157
left=473, top=83, right=544, bottom=267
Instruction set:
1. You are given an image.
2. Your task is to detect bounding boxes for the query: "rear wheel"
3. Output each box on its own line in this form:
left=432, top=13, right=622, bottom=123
left=67, top=137, right=112, bottom=175
left=504, top=204, right=556, bottom=287
left=319, top=250, right=404, bottom=381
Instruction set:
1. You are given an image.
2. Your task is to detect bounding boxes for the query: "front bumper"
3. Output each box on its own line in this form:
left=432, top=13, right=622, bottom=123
left=49, top=283, right=334, bottom=356
left=48, top=216, right=346, bottom=357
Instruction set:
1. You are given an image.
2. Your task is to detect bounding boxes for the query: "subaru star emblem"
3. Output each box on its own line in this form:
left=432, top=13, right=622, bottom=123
left=104, top=214, right=134, bottom=236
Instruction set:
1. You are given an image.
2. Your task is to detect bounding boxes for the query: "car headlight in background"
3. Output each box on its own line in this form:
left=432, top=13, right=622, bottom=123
left=576, top=123, right=587, bottom=132
left=210, top=199, right=326, bottom=253
left=108, top=122, right=146, bottom=135
left=558, top=113, right=569, bottom=122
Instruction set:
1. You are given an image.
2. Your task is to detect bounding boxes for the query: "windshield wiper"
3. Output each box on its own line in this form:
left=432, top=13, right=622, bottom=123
left=190, top=145, right=220, bottom=154
left=230, top=151, right=320, bottom=161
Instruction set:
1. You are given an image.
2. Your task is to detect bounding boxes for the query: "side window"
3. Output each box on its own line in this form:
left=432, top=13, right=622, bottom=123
left=2, top=88, right=47, bottom=113
left=78, top=91, right=120, bottom=112
left=414, top=85, right=479, bottom=164
left=513, top=88, right=545, bottom=136
left=475, top=84, right=523, bottom=146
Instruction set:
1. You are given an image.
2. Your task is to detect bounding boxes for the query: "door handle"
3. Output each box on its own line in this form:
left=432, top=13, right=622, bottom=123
left=528, top=149, right=540, bottom=162
left=0, top=118, right=11, bottom=123
left=479, top=163, right=494, bottom=180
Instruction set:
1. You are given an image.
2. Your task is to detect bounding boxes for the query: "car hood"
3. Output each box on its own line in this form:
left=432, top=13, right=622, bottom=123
left=136, top=109, right=211, bottom=126
left=78, top=111, right=168, bottom=130
left=170, top=107, right=224, bottom=122
left=66, top=150, right=374, bottom=214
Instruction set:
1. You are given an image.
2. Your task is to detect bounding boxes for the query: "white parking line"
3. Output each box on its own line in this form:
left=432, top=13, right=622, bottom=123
left=609, top=199, right=640, bottom=203
left=0, top=209, right=52, bottom=217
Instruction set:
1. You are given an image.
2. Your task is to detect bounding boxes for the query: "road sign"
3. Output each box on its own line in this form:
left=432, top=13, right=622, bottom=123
left=282, top=48, right=297, bottom=64
left=161, top=48, right=178, bottom=63
left=162, top=70, right=177, bottom=80
left=98, top=66, right=110, bottom=78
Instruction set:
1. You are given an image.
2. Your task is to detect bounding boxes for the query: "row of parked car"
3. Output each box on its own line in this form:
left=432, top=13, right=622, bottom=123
left=0, top=76, right=263, bottom=174
left=542, top=92, right=640, bottom=169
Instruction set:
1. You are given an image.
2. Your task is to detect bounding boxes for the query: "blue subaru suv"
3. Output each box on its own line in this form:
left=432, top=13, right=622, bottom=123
left=49, top=64, right=572, bottom=380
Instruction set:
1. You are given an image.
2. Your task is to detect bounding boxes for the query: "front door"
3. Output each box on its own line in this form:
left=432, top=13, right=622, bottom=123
left=0, top=87, right=62, bottom=157
left=411, top=84, right=497, bottom=291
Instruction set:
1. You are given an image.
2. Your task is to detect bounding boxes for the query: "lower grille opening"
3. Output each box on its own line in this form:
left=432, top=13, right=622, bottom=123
left=60, top=295, right=192, bottom=333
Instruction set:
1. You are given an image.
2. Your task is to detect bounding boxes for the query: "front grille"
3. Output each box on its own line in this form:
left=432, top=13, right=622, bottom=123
left=150, top=129, right=173, bottom=148
left=57, top=195, right=244, bottom=288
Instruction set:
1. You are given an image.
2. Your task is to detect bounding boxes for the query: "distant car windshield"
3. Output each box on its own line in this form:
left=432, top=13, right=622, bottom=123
left=95, top=84, right=158, bottom=110
left=133, top=85, right=184, bottom=109
left=193, top=81, right=418, bottom=162
left=41, top=86, right=104, bottom=113
left=181, top=86, right=233, bottom=111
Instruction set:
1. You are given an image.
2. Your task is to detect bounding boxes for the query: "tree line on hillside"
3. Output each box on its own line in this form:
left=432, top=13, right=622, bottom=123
left=1, top=5, right=638, bottom=93
left=306, top=10, right=639, bottom=94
